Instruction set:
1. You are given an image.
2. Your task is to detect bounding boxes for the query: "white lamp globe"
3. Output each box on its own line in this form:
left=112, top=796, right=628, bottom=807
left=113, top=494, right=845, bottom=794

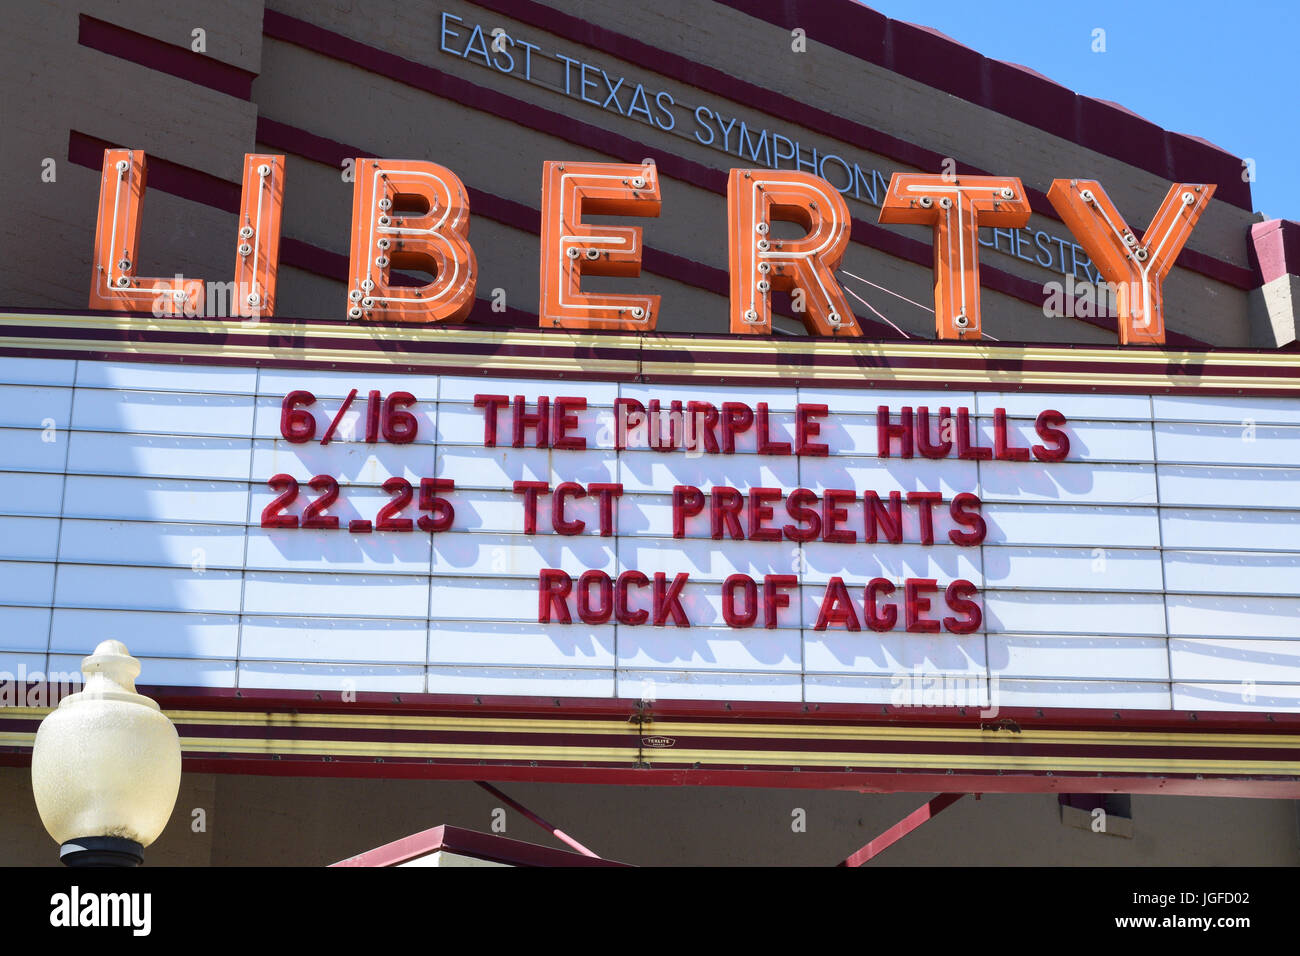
left=30, top=640, right=182, bottom=866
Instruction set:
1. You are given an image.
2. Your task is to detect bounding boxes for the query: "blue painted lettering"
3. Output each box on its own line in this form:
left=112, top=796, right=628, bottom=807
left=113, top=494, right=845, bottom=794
left=626, top=83, right=654, bottom=124
left=737, top=123, right=771, bottom=166
left=579, top=63, right=603, bottom=105
left=462, top=24, right=492, bottom=67
left=653, top=90, right=676, bottom=130
left=715, top=113, right=739, bottom=152
left=1013, top=229, right=1034, bottom=263
left=819, top=154, right=853, bottom=192
left=1034, top=230, right=1055, bottom=268
left=694, top=105, right=715, bottom=145
left=794, top=143, right=818, bottom=175
left=439, top=12, right=464, bottom=55
left=555, top=53, right=580, bottom=94
left=772, top=134, right=796, bottom=168
left=516, top=39, right=539, bottom=79
left=600, top=70, right=625, bottom=113
left=490, top=35, right=515, bottom=74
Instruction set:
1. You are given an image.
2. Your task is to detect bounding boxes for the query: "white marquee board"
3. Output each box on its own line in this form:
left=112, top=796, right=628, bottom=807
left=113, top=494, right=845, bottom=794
left=1, top=354, right=1298, bottom=712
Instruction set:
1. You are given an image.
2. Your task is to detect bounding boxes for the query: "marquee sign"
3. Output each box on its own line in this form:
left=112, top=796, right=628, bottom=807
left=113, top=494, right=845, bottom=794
left=0, top=143, right=1295, bottom=796
left=0, top=313, right=1299, bottom=793
left=86, top=149, right=1213, bottom=343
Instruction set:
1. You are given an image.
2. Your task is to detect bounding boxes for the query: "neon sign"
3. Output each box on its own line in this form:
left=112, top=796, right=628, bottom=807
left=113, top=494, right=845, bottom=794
left=86, top=149, right=1214, bottom=345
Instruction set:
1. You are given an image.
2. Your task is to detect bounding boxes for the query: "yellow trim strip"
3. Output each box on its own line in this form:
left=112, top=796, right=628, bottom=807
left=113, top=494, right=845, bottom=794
left=637, top=360, right=1299, bottom=391
left=2, top=312, right=1297, bottom=382
left=642, top=720, right=1300, bottom=751
left=1, top=730, right=1294, bottom=776
left=7, top=331, right=1293, bottom=390
left=3, top=311, right=1292, bottom=365
left=3, top=708, right=1298, bottom=751
left=639, top=747, right=1300, bottom=775
left=0, top=334, right=637, bottom=376
left=660, top=338, right=1300, bottom=369
left=0, top=312, right=644, bottom=352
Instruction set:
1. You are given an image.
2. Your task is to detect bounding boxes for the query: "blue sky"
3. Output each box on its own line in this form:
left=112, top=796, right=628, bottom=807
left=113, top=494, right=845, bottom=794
left=866, top=0, right=1299, bottom=221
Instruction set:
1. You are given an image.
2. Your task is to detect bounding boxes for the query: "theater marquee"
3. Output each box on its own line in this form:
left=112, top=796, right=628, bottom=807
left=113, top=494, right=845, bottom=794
left=0, top=148, right=1297, bottom=797
left=1, top=310, right=1298, bottom=796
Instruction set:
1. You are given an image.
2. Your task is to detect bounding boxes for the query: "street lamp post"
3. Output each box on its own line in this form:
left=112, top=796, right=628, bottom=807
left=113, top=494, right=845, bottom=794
left=30, top=640, right=182, bottom=867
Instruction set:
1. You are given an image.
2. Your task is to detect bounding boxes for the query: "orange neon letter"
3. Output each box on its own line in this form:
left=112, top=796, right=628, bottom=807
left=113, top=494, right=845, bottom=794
left=232, top=153, right=285, bottom=318
left=89, top=149, right=284, bottom=318
left=878, top=173, right=1031, bottom=340
left=538, top=160, right=661, bottom=330
left=347, top=159, right=476, bottom=323
left=89, top=149, right=200, bottom=315
left=1047, top=179, right=1214, bottom=345
left=727, top=169, right=859, bottom=336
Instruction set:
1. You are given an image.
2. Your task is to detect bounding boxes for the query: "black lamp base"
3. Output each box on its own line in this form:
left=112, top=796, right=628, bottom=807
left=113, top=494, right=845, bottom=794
left=60, top=836, right=144, bottom=867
